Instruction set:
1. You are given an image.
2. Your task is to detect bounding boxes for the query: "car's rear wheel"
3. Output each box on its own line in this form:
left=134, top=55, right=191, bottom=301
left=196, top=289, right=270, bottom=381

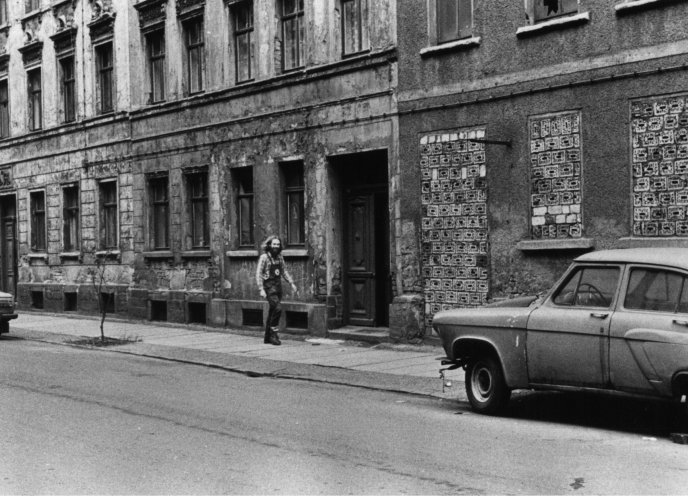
left=465, top=355, right=510, bottom=415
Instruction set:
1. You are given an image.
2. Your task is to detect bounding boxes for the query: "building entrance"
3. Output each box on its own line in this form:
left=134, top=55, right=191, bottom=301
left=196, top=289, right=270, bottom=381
left=0, top=195, right=16, bottom=296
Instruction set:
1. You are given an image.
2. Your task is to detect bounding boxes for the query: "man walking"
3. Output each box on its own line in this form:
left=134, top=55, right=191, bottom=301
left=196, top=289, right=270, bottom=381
left=256, top=236, right=298, bottom=345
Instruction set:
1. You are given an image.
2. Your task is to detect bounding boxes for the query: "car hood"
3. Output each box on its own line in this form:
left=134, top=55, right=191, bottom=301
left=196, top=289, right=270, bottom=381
left=432, top=301, right=535, bottom=329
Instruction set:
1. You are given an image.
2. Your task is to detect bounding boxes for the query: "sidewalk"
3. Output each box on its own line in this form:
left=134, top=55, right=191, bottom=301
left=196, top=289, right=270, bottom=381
left=8, top=312, right=468, bottom=402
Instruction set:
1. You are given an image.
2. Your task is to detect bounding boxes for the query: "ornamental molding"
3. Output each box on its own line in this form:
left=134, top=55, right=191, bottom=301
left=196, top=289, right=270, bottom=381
left=87, top=11, right=115, bottom=42
left=134, top=0, right=167, bottom=31
left=176, top=0, right=204, bottom=20
left=18, top=40, right=43, bottom=67
left=50, top=26, right=77, bottom=55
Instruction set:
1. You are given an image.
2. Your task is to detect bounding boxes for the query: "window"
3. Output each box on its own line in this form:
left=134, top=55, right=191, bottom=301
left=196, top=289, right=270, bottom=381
left=30, top=190, right=46, bottom=251
left=234, top=167, right=253, bottom=247
left=59, top=56, right=76, bottom=123
left=185, top=18, right=205, bottom=94
left=95, top=42, right=114, bottom=114
left=187, top=171, right=209, bottom=249
left=27, top=68, right=41, bottom=131
left=233, top=0, right=254, bottom=83
left=531, top=0, right=578, bottom=23
left=149, top=176, right=169, bottom=250
left=341, top=0, right=366, bottom=55
left=437, top=0, right=472, bottom=43
left=624, top=268, right=686, bottom=313
left=63, top=185, right=79, bottom=252
left=552, top=267, right=619, bottom=308
left=99, top=181, right=117, bottom=249
left=282, top=161, right=305, bottom=246
left=25, top=0, right=39, bottom=14
left=0, top=79, right=9, bottom=138
left=146, top=30, right=165, bottom=103
left=281, top=0, right=304, bottom=71
left=0, top=0, right=8, bottom=26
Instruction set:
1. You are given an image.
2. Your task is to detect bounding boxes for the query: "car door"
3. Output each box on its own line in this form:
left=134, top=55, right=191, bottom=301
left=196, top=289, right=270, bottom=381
left=527, top=264, right=621, bottom=388
left=609, top=265, right=688, bottom=397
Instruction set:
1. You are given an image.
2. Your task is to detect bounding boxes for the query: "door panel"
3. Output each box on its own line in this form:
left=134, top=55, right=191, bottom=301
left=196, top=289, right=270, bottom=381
left=0, top=197, right=16, bottom=296
left=345, top=195, right=375, bottom=326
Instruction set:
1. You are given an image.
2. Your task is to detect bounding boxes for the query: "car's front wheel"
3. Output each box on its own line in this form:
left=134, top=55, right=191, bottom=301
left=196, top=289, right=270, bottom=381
left=465, top=355, right=510, bottom=415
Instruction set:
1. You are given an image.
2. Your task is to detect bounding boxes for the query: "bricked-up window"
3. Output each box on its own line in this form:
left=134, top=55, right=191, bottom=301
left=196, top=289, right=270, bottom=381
left=146, top=30, right=165, bottom=103
left=281, top=0, right=304, bottom=71
left=233, top=0, right=254, bottom=83
left=342, top=0, right=365, bottom=55
left=0, top=79, right=9, bottom=138
left=95, top=42, right=114, bottom=114
left=59, top=56, right=76, bottom=123
left=184, top=18, right=205, bottom=94
left=0, top=0, right=8, bottom=25
left=25, top=0, right=39, bottom=14
left=63, top=185, right=79, bottom=251
left=186, top=171, right=209, bottom=248
left=149, top=176, right=169, bottom=250
left=437, top=0, right=472, bottom=43
left=532, top=0, right=578, bottom=22
left=282, top=161, right=305, bottom=246
left=27, top=68, right=41, bottom=131
left=99, top=181, right=118, bottom=249
left=234, top=167, right=254, bottom=247
left=30, top=190, right=46, bottom=251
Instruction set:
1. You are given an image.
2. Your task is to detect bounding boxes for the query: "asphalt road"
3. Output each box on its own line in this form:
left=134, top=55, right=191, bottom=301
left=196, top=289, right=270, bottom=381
left=1, top=338, right=687, bottom=494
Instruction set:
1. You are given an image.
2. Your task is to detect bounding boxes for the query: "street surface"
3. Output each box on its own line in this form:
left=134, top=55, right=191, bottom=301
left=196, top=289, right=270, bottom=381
left=1, top=337, right=687, bottom=494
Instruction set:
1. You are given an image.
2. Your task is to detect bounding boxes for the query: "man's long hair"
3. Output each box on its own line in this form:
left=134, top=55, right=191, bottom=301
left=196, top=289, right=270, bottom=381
left=263, top=235, right=283, bottom=254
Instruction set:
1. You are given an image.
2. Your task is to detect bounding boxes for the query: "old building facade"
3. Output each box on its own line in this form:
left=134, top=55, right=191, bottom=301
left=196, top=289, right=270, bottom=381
left=0, top=0, right=401, bottom=336
left=397, top=0, right=688, bottom=332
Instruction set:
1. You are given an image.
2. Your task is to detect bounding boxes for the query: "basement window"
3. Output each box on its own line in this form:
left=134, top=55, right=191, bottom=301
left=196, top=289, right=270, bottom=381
left=187, top=302, right=207, bottom=324
left=242, top=308, right=263, bottom=327
left=31, top=290, right=44, bottom=309
left=286, top=310, right=308, bottom=329
left=100, top=292, right=115, bottom=313
left=64, top=292, right=77, bottom=312
left=150, top=300, right=168, bottom=321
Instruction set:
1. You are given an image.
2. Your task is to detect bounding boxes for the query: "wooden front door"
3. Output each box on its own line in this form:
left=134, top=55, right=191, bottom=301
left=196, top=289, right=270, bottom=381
left=0, top=196, right=16, bottom=295
left=345, top=193, right=377, bottom=326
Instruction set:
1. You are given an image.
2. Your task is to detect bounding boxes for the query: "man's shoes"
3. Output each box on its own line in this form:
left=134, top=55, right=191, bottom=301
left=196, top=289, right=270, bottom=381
left=268, top=333, right=281, bottom=346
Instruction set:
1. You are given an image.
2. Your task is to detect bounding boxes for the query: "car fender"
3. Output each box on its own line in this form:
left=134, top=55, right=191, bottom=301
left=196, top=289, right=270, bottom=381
left=451, top=332, right=529, bottom=389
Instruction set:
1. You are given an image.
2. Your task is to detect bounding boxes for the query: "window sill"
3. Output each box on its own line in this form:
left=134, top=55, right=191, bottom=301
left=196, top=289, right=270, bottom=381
left=96, top=250, right=121, bottom=260
left=226, top=249, right=259, bottom=258
left=516, top=12, right=590, bottom=38
left=59, top=251, right=82, bottom=261
left=420, top=37, right=481, bottom=57
left=342, top=48, right=371, bottom=59
left=143, top=250, right=173, bottom=259
left=283, top=248, right=308, bottom=258
left=616, top=237, right=688, bottom=249
left=181, top=250, right=211, bottom=259
left=516, top=238, right=595, bottom=251
left=615, top=0, right=680, bottom=14
left=27, top=252, right=48, bottom=262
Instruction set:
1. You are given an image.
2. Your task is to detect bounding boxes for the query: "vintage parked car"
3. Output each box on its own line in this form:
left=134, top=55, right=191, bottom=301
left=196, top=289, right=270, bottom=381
left=0, top=291, right=17, bottom=336
left=433, top=248, right=688, bottom=415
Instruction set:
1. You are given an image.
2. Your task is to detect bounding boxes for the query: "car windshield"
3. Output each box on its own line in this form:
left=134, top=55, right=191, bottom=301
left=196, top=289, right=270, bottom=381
left=552, top=266, right=619, bottom=308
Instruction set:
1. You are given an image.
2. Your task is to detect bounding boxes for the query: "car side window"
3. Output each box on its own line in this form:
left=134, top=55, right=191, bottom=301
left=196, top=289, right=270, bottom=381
left=552, top=267, right=619, bottom=308
left=625, top=268, right=685, bottom=313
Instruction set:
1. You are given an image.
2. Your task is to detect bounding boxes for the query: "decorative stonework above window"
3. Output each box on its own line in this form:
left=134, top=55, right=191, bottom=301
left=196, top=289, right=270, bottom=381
left=134, top=0, right=167, bottom=32
left=88, top=0, right=115, bottom=42
left=50, top=26, right=77, bottom=55
left=18, top=39, right=43, bottom=67
left=21, top=13, right=42, bottom=50
left=176, top=0, right=204, bottom=20
left=52, top=0, right=76, bottom=31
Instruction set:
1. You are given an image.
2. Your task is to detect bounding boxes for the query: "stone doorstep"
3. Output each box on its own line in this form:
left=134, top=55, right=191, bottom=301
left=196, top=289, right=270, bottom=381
left=327, top=326, right=390, bottom=344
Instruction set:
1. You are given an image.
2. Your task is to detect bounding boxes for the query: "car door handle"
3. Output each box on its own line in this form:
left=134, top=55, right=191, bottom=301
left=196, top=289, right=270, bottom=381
left=590, top=312, right=609, bottom=319
left=673, top=319, right=688, bottom=327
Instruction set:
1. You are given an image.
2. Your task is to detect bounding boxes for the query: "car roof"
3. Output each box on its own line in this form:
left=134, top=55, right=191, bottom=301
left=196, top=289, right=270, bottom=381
left=575, top=248, right=688, bottom=270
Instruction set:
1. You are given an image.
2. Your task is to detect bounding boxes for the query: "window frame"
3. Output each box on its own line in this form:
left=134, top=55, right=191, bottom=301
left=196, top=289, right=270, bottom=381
left=281, top=161, right=305, bottom=247
left=341, top=0, right=367, bottom=56
left=146, top=29, right=166, bottom=104
left=99, top=180, right=118, bottom=250
left=0, top=0, right=8, bottom=26
left=232, top=0, right=255, bottom=83
left=184, top=17, right=205, bottom=95
left=280, top=0, right=305, bottom=72
left=148, top=175, right=169, bottom=250
left=436, top=0, right=473, bottom=44
left=30, top=190, right=46, bottom=252
left=186, top=170, right=209, bottom=249
left=0, top=78, right=9, bottom=138
left=95, top=42, right=114, bottom=114
left=25, top=0, right=39, bottom=14
left=27, top=67, right=42, bottom=131
left=59, top=55, right=76, bottom=123
left=526, top=0, right=579, bottom=24
left=62, top=184, right=79, bottom=252
left=234, top=167, right=254, bottom=248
